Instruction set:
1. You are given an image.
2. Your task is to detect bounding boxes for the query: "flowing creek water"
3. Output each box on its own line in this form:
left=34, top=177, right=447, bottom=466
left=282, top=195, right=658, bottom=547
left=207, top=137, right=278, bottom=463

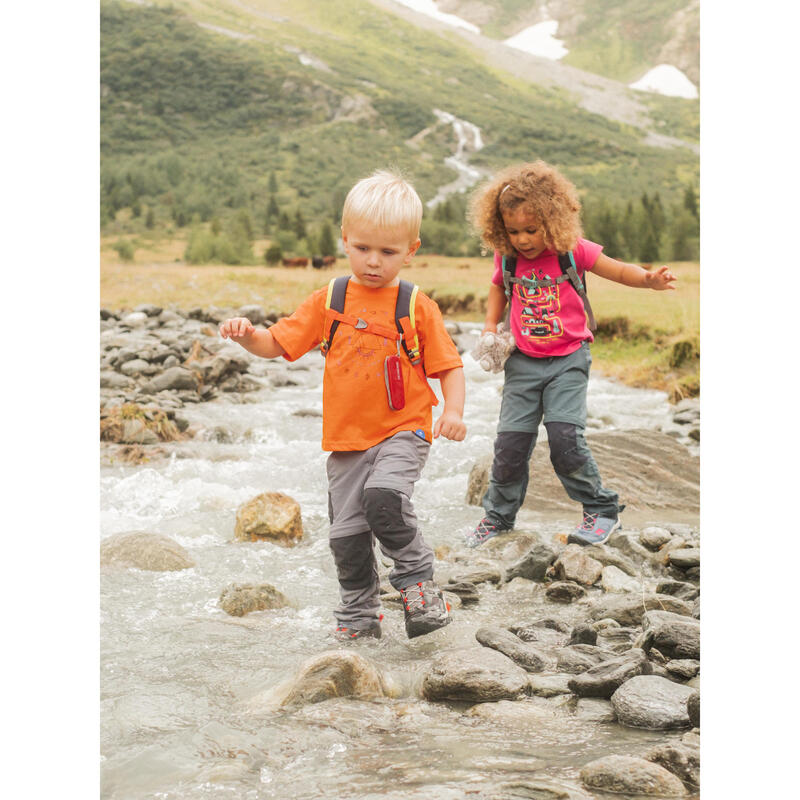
left=101, top=348, right=695, bottom=799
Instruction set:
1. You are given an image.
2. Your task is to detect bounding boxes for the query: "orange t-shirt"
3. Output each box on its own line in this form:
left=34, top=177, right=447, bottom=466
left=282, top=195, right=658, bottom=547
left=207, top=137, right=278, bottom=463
left=269, top=281, right=463, bottom=451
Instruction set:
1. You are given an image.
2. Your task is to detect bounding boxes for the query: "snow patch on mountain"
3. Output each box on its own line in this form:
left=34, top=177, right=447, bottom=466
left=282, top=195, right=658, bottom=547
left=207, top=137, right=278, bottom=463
left=391, top=1, right=480, bottom=33
left=630, top=64, right=698, bottom=99
left=503, top=20, right=568, bottom=60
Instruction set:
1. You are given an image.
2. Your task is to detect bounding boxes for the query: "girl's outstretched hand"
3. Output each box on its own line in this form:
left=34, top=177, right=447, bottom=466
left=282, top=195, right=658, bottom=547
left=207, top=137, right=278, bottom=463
left=219, top=317, right=255, bottom=340
left=645, top=265, right=677, bottom=290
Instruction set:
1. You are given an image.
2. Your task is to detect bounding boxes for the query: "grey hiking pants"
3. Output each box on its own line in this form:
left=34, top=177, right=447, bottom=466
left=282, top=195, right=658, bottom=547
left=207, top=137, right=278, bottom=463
left=327, top=431, right=434, bottom=630
left=482, top=343, right=619, bottom=528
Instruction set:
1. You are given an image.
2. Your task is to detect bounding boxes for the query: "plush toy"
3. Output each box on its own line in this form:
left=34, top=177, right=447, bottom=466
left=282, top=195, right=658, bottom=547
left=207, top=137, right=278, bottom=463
left=470, top=323, right=516, bottom=373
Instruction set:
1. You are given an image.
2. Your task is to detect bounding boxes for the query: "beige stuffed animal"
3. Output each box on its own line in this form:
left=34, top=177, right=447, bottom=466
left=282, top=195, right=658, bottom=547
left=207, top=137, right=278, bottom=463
left=470, top=323, right=516, bottom=373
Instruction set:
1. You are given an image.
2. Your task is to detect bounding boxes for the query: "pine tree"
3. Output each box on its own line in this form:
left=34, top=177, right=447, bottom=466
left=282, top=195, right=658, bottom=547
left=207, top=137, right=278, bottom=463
left=318, top=222, right=336, bottom=257
left=683, top=185, right=698, bottom=218
left=620, top=200, right=637, bottom=260
left=293, top=210, right=307, bottom=240
left=268, top=172, right=278, bottom=194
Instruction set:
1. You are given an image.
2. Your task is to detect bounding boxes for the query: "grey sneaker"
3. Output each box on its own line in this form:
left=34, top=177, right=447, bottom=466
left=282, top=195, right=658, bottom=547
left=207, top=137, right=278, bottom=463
left=465, top=517, right=510, bottom=548
left=400, top=580, right=452, bottom=638
left=568, top=512, right=621, bottom=546
left=333, top=616, right=382, bottom=641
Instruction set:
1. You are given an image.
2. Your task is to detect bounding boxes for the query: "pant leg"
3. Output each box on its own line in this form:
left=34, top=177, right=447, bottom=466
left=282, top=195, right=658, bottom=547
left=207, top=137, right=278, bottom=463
left=362, top=432, right=434, bottom=590
left=329, top=531, right=381, bottom=629
left=481, top=350, right=544, bottom=529
left=542, top=343, right=619, bottom=517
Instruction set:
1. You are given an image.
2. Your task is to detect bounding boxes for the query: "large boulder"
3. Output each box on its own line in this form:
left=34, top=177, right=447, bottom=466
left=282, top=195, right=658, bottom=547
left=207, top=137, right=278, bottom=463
left=580, top=754, right=687, bottom=796
left=553, top=544, right=603, bottom=586
left=421, top=648, right=529, bottom=703
left=100, top=532, right=195, bottom=571
left=467, top=430, right=699, bottom=516
left=645, top=742, right=700, bottom=793
left=611, top=675, right=694, bottom=729
left=640, top=610, right=700, bottom=660
left=589, top=594, right=693, bottom=627
left=504, top=540, right=558, bottom=582
left=234, top=492, right=304, bottom=545
left=218, top=583, right=289, bottom=616
left=141, top=366, right=199, bottom=394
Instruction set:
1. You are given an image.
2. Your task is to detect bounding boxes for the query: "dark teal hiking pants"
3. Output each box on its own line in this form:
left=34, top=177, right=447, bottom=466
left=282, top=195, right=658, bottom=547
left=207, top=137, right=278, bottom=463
left=482, top=343, right=619, bottom=528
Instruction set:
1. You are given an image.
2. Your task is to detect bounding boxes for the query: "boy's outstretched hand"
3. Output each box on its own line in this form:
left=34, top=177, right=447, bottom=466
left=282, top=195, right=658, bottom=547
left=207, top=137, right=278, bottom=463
left=645, top=265, right=677, bottom=291
left=434, top=410, right=466, bottom=441
left=219, top=317, right=255, bottom=340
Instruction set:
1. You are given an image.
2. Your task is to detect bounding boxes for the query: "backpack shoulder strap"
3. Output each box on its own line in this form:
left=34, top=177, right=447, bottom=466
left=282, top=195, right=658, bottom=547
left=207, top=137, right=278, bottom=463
left=395, top=280, right=439, bottom=406
left=558, top=251, right=597, bottom=332
left=501, top=255, right=516, bottom=301
left=320, top=275, right=350, bottom=356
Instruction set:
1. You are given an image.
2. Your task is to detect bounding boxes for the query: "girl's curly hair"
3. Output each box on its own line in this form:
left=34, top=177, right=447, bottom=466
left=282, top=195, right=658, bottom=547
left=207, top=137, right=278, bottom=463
left=468, top=161, right=583, bottom=255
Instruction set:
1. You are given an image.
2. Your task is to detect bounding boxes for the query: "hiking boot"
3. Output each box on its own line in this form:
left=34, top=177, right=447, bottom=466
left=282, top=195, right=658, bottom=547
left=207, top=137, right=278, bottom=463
left=333, top=616, right=382, bottom=641
left=465, top=517, right=510, bottom=548
left=567, top=512, right=621, bottom=546
left=399, top=580, right=452, bottom=639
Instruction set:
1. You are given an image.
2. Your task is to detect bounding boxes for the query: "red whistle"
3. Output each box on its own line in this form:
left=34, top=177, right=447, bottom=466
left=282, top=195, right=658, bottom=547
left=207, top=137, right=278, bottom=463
left=384, top=355, right=405, bottom=410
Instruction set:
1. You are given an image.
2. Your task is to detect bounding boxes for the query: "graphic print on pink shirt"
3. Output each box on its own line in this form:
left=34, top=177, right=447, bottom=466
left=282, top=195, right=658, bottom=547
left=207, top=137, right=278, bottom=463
left=491, top=238, right=603, bottom=358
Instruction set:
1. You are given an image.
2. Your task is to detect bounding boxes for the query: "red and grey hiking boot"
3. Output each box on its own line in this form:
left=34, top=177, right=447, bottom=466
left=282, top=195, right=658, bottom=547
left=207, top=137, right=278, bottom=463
left=567, top=512, right=621, bottom=546
left=333, top=615, right=383, bottom=641
left=399, top=581, right=452, bottom=639
left=465, top=517, right=510, bottom=548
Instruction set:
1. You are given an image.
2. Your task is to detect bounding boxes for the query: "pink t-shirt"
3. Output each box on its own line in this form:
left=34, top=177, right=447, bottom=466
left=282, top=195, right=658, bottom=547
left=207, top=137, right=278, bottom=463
left=491, top=238, right=603, bottom=358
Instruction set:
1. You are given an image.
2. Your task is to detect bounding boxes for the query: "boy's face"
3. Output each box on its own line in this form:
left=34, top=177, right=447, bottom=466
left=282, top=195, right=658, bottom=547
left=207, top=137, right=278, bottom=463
left=342, top=222, right=420, bottom=289
left=501, top=206, right=547, bottom=261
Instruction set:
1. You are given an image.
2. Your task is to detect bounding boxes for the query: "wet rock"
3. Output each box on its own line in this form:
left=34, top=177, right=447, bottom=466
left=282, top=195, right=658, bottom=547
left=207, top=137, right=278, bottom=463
left=668, top=548, right=700, bottom=569
left=552, top=544, right=603, bottom=586
left=573, top=697, right=617, bottom=723
left=545, top=581, right=585, bottom=603
left=234, top=492, right=304, bottom=545
left=580, top=754, right=687, bottom=797
left=100, top=370, right=135, bottom=389
left=510, top=623, right=569, bottom=648
left=218, top=583, right=289, bottom=616
left=656, top=579, right=699, bottom=602
left=421, top=648, right=529, bottom=703
left=465, top=697, right=556, bottom=724
left=119, top=418, right=160, bottom=445
left=445, top=581, right=481, bottom=604
left=611, top=675, right=694, bottom=729
left=504, top=541, right=558, bottom=582
left=589, top=594, right=693, bottom=627
left=600, top=564, right=641, bottom=593
left=665, top=659, right=700, bottom=680
left=687, top=691, right=700, bottom=727
left=580, top=544, right=639, bottom=577
left=607, top=530, right=662, bottom=570
left=568, top=624, right=597, bottom=646
left=567, top=649, right=652, bottom=698
left=555, top=644, right=617, bottom=674
left=640, top=526, right=673, bottom=550
left=528, top=673, right=573, bottom=697
left=449, top=568, right=502, bottom=585
left=100, top=532, right=195, bottom=571
left=476, top=626, right=552, bottom=673
left=278, top=651, right=392, bottom=708
left=492, top=779, right=594, bottom=799
left=141, top=366, right=199, bottom=394
left=292, top=408, right=323, bottom=418
left=597, top=626, right=639, bottom=653
left=640, top=610, right=700, bottom=660
left=644, top=743, right=700, bottom=793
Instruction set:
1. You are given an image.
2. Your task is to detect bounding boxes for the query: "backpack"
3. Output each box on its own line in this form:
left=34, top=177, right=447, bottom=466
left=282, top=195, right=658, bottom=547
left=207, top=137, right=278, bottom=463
left=501, top=251, right=597, bottom=332
left=319, top=276, right=438, bottom=405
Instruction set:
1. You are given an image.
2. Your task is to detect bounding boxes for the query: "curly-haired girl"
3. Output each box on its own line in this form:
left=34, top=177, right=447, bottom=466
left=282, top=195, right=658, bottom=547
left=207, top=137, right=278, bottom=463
left=466, top=161, right=676, bottom=547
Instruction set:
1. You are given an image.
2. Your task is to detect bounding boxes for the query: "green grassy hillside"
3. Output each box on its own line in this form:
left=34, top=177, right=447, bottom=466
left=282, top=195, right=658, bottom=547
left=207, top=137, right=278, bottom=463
left=101, top=0, right=698, bottom=262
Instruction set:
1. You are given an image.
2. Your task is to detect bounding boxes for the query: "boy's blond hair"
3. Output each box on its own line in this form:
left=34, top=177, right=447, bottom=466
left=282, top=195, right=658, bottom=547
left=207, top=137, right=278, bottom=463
left=341, top=170, right=423, bottom=244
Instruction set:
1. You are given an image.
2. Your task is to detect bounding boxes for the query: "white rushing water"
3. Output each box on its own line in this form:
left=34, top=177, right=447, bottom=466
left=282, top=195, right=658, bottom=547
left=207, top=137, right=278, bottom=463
left=101, top=348, right=691, bottom=799
left=426, top=109, right=485, bottom=208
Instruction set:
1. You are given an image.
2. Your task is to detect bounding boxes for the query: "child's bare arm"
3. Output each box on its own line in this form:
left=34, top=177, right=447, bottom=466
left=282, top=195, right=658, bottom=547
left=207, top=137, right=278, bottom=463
left=219, top=317, right=286, bottom=358
left=433, top=366, right=466, bottom=441
left=483, top=283, right=508, bottom=332
left=592, top=254, right=677, bottom=291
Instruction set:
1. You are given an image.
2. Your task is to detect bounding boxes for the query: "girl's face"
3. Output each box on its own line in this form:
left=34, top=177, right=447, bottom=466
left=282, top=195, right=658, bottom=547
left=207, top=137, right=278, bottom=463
left=502, top=206, right=547, bottom=260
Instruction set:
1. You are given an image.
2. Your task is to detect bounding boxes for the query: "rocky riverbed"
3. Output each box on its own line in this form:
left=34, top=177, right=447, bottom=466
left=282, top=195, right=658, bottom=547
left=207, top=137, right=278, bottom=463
left=100, top=304, right=700, bottom=799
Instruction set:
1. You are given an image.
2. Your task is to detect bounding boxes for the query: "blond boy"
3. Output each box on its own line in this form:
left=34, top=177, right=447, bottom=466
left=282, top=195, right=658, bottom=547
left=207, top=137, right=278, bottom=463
left=220, top=171, right=466, bottom=640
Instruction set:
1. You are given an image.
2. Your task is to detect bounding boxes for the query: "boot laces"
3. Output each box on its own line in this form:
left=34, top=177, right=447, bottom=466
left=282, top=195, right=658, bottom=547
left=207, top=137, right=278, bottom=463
left=400, top=582, right=426, bottom=613
left=579, top=511, right=599, bottom=532
left=474, top=519, right=498, bottom=543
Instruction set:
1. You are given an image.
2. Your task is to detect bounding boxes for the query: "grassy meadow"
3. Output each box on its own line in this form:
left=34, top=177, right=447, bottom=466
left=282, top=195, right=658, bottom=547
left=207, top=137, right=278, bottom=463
left=101, top=234, right=699, bottom=401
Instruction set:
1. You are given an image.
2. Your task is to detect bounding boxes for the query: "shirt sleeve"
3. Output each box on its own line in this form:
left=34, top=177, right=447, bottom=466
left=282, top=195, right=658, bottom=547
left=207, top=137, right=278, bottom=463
left=490, top=250, right=504, bottom=286
left=575, top=238, right=604, bottom=272
left=268, top=288, right=327, bottom=362
left=417, top=294, right=463, bottom=378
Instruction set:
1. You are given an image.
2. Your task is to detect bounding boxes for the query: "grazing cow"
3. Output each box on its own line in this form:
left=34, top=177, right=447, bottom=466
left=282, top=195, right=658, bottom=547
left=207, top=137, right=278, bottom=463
left=312, top=256, right=324, bottom=269
left=282, top=257, right=309, bottom=268
left=322, top=255, right=336, bottom=267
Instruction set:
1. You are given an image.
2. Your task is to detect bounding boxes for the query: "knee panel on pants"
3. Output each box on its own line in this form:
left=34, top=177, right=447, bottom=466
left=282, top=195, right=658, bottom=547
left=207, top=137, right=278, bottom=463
left=329, top=532, right=375, bottom=590
left=491, top=431, right=536, bottom=484
left=362, top=487, right=416, bottom=550
left=545, top=421, right=587, bottom=475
